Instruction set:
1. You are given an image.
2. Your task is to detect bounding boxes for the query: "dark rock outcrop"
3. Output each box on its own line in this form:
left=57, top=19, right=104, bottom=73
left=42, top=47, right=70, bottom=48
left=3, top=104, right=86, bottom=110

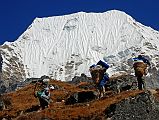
left=107, top=75, right=138, bottom=93
left=65, top=90, right=97, bottom=105
left=69, top=73, right=92, bottom=85
left=105, top=91, right=159, bottom=120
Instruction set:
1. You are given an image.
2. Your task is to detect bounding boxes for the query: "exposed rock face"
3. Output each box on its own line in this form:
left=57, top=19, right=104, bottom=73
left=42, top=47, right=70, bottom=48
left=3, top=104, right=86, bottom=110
left=0, top=100, right=5, bottom=111
left=105, top=91, right=159, bottom=120
left=0, top=45, right=26, bottom=88
left=0, top=76, right=159, bottom=120
left=108, top=74, right=138, bottom=93
left=65, top=90, right=97, bottom=105
left=68, top=73, right=92, bottom=85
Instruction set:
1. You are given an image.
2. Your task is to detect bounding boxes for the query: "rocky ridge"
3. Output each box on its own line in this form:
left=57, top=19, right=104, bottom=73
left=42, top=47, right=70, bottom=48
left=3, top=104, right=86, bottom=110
left=0, top=74, right=159, bottom=120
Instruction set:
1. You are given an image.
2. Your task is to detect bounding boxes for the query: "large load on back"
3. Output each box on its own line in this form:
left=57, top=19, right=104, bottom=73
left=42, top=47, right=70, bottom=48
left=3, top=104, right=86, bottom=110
left=132, top=55, right=150, bottom=78
left=89, top=60, right=109, bottom=84
left=89, top=60, right=109, bottom=98
left=89, top=65, right=105, bottom=84
left=133, top=62, right=147, bottom=77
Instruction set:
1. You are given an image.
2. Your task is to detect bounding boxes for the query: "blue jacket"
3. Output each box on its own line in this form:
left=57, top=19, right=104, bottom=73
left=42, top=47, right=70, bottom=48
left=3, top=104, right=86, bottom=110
left=133, top=56, right=150, bottom=66
left=99, top=73, right=109, bottom=87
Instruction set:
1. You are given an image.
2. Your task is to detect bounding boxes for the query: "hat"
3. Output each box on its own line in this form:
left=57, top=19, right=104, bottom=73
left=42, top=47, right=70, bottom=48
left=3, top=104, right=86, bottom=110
left=50, top=85, right=55, bottom=90
left=138, top=55, right=142, bottom=58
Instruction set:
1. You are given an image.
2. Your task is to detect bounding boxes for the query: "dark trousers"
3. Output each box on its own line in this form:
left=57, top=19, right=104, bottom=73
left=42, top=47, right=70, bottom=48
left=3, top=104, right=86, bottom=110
left=39, top=98, right=49, bottom=110
left=137, top=77, right=145, bottom=90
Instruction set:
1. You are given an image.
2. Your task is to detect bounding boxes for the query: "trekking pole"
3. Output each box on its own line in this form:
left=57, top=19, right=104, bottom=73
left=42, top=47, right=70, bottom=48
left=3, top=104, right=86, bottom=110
left=33, top=82, right=38, bottom=97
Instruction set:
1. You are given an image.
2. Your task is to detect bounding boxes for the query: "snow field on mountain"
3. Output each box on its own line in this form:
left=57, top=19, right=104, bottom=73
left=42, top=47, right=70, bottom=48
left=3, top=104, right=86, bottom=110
left=1, top=10, right=159, bottom=85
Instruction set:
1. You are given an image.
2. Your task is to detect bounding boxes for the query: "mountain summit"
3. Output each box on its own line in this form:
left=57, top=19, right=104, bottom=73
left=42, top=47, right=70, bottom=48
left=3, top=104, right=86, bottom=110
left=1, top=10, right=159, bottom=88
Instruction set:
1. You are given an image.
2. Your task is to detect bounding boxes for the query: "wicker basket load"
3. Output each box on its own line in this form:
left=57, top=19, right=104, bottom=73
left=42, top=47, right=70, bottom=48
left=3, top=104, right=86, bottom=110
left=89, top=65, right=105, bottom=84
left=133, top=62, right=147, bottom=77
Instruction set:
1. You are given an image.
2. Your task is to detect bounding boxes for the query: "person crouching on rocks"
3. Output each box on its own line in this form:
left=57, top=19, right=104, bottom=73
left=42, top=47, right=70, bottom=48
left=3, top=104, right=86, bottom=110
left=36, top=86, right=54, bottom=110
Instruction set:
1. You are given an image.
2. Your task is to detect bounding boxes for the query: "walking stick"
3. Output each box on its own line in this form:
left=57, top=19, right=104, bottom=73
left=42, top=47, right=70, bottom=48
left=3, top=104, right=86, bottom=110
left=33, top=82, right=38, bottom=97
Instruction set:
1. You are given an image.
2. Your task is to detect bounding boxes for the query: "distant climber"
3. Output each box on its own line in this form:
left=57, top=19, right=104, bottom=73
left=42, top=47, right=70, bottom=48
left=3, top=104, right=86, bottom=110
left=35, top=86, right=54, bottom=110
left=33, top=77, right=54, bottom=110
left=89, top=60, right=109, bottom=98
left=132, top=55, right=150, bottom=90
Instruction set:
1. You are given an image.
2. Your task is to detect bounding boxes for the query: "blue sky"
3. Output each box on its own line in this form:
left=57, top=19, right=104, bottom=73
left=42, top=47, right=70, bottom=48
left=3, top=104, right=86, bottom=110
left=0, top=0, right=159, bottom=45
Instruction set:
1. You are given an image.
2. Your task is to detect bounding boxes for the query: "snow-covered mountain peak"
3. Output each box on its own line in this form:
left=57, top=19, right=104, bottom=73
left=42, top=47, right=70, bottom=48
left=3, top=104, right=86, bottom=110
left=1, top=10, right=159, bottom=88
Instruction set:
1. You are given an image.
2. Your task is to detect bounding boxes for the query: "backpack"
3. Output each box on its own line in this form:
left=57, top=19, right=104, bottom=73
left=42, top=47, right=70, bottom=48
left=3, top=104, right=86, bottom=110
left=133, top=62, right=147, bottom=77
left=35, top=90, right=43, bottom=98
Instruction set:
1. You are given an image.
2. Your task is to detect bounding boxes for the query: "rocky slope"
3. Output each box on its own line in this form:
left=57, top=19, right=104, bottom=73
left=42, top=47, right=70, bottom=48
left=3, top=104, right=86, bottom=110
left=0, top=74, right=159, bottom=120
